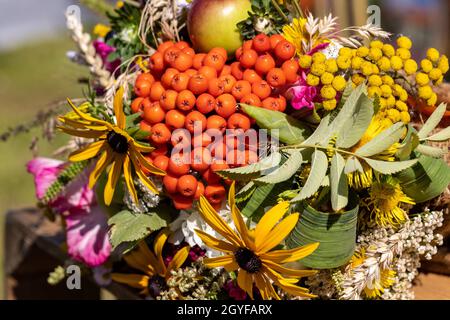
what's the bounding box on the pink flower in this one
[27,157,65,199]
[65,205,111,267]
[223,280,247,300]
[93,40,121,73]
[287,72,318,111]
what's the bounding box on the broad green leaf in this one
[286,200,358,269]
[302,114,331,145]
[125,112,142,128]
[355,122,404,157]
[364,158,418,175]
[291,150,328,202]
[396,125,419,161]
[396,154,450,203]
[241,104,312,145]
[217,152,282,181]
[330,153,349,211]
[418,103,447,139]
[235,181,257,204]
[344,156,364,174]
[108,210,168,249]
[132,129,151,140]
[254,150,303,185]
[426,126,450,142]
[321,175,330,187]
[336,93,374,148]
[416,144,447,158]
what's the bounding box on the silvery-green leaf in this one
[336,93,373,149]
[418,103,447,139]
[344,157,364,174]
[364,158,418,175]
[254,150,303,185]
[426,126,450,142]
[321,175,330,187]
[416,144,447,158]
[396,125,420,161]
[302,114,332,145]
[355,122,404,157]
[330,153,349,211]
[217,152,282,181]
[292,150,328,202]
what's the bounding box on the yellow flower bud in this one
[356,46,369,58]
[321,85,337,100]
[339,47,352,58]
[380,85,392,98]
[323,99,337,111]
[321,72,334,85]
[421,59,434,73]
[427,93,438,106]
[397,36,413,49]
[435,76,444,86]
[370,40,384,49]
[396,48,411,60]
[396,101,408,112]
[399,89,408,102]
[438,55,449,74]
[382,44,395,58]
[361,61,374,76]
[312,52,327,63]
[368,86,382,98]
[377,57,391,72]
[368,75,382,87]
[311,62,326,76]
[427,48,440,62]
[404,59,418,75]
[390,56,403,71]
[429,68,443,81]
[351,56,364,70]
[369,48,383,61]
[400,111,411,123]
[332,76,347,91]
[418,86,433,100]
[415,72,430,86]
[325,59,338,73]
[306,74,320,86]
[387,109,401,122]
[381,75,394,86]
[352,74,366,86]
[337,56,351,70]
[299,55,313,69]
[386,95,396,107]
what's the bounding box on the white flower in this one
[322,41,343,59]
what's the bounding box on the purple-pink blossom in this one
[27,157,65,199]
[93,40,121,74]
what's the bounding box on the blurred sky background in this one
[0,0,449,298]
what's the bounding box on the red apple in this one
[188,0,252,56]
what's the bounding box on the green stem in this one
[292,0,305,19]
[270,0,290,23]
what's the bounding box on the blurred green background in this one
[0,0,449,299]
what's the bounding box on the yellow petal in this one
[58,126,107,139]
[228,181,237,208]
[133,141,155,153]
[114,87,126,129]
[194,229,236,253]
[261,259,317,278]
[123,156,138,204]
[69,140,105,162]
[154,228,170,275]
[231,205,253,249]
[198,196,244,248]
[110,273,149,289]
[254,273,279,300]
[237,270,254,299]
[130,145,165,176]
[166,246,190,277]
[203,255,238,272]
[59,117,110,131]
[124,245,155,275]
[66,98,110,126]
[263,266,316,298]
[261,242,320,264]
[256,213,299,253]
[135,241,164,276]
[89,149,113,189]
[104,154,125,205]
[255,202,290,249]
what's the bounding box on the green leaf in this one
[132,129,151,140]
[426,126,450,142]
[125,112,142,128]
[364,158,418,175]
[416,144,447,158]
[418,103,447,139]
[235,181,257,204]
[336,93,373,148]
[330,153,349,211]
[344,156,364,174]
[355,122,404,157]
[254,150,303,185]
[302,114,331,145]
[108,210,168,249]
[396,125,420,161]
[217,152,282,181]
[395,154,450,203]
[286,199,359,269]
[241,104,312,145]
[291,150,328,202]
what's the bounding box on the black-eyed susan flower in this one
[366,178,415,227]
[282,18,308,56]
[58,87,165,205]
[111,229,190,297]
[195,182,319,300]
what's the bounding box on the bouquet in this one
[28,0,450,300]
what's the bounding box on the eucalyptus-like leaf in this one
[302,114,331,145]
[355,122,404,157]
[330,153,349,211]
[254,150,303,185]
[426,126,450,142]
[344,156,364,174]
[396,125,419,161]
[291,150,328,202]
[418,103,447,139]
[217,152,282,181]
[336,93,373,149]
[364,158,418,175]
[416,144,447,158]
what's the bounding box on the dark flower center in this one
[148,275,168,298]
[107,131,128,154]
[234,248,262,274]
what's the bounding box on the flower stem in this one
[292,0,305,19]
[271,0,290,23]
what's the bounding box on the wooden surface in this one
[414,273,450,300]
